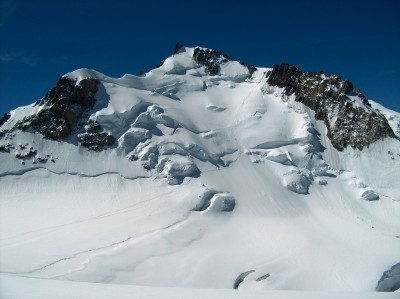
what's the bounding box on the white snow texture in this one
[1,46,399,298]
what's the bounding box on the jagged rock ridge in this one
[10,77,115,150]
[192,47,231,75]
[267,63,396,151]
[0,47,397,155]
[192,47,257,76]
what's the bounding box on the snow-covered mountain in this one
[1,45,400,297]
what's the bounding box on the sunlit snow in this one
[1,47,399,298]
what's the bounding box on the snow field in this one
[1,46,399,296]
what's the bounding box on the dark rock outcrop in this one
[376,262,400,292]
[193,47,228,75]
[77,119,116,151]
[192,47,257,77]
[233,270,255,289]
[0,144,10,153]
[15,77,99,141]
[15,148,37,159]
[256,273,271,281]
[267,63,396,151]
[361,190,380,201]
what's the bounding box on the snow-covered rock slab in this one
[361,190,380,201]
[376,262,400,292]
[283,170,312,194]
[157,155,200,184]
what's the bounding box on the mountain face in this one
[2,48,396,153]
[267,63,396,151]
[1,46,400,293]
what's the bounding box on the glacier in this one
[0,46,399,298]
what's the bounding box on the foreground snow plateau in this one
[1,274,399,299]
[1,46,399,297]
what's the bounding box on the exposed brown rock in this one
[77,119,116,151]
[192,47,257,77]
[62,109,81,126]
[267,63,396,151]
[15,77,99,141]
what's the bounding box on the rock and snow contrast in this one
[1,45,400,298]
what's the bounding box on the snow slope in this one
[1,46,399,297]
[2,274,399,299]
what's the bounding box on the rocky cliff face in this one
[267,63,396,151]
[15,77,97,139]
[192,47,257,76]
[9,77,115,150]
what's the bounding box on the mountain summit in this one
[1,46,397,153]
[1,45,400,294]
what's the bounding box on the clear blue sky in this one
[1,0,399,114]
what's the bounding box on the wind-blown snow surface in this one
[1,47,399,297]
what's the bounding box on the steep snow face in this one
[1,46,400,294]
